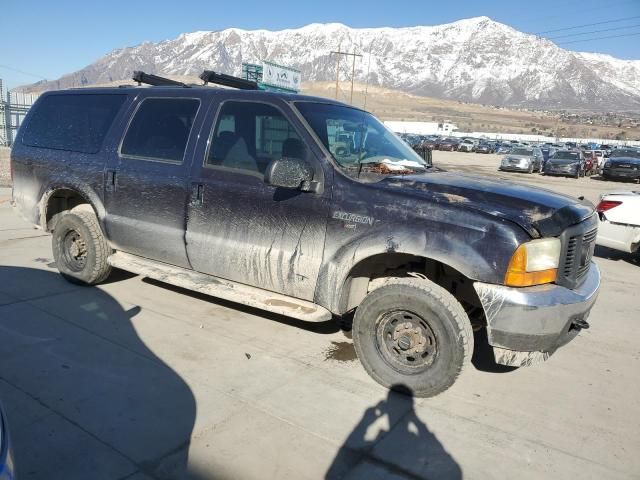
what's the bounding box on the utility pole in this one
[330,47,362,104]
[363,42,373,110]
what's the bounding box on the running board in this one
[107,252,333,322]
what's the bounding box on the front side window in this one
[295,102,428,180]
[206,101,305,175]
[121,98,200,163]
[22,94,126,153]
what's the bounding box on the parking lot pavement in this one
[0,177,639,479]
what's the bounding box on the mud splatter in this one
[441,193,469,203]
[323,341,357,362]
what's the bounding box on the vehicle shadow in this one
[326,385,461,479]
[589,174,638,183]
[593,245,640,266]
[0,266,204,480]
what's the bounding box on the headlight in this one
[505,238,561,287]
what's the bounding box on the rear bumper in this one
[597,219,640,253]
[473,262,600,366]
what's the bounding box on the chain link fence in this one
[0,79,38,146]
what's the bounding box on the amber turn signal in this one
[505,243,558,287]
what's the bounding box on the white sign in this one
[261,62,301,92]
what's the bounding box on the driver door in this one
[185,99,331,300]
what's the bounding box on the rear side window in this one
[22,94,126,154]
[121,98,200,163]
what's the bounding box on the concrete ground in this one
[0,151,639,479]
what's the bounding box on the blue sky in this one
[2,0,639,91]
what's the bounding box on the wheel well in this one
[44,189,92,232]
[342,253,485,328]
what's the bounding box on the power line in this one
[0,64,46,80]
[557,31,640,45]
[535,15,640,34]
[547,23,640,40]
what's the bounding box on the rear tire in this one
[52,205,112,285]
[352,278,473,397]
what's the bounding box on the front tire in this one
[52,205,112,285]
[352,278,473,397]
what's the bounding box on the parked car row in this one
[497,145,640,182]
[398,134,636,160]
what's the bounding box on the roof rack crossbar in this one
[200,70,259,90]
[132,71,190,88]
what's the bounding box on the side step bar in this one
[107,252,333,322]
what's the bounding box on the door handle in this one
[106,170,117,192]
[191,183,204,206]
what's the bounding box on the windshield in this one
[611,149,640,158]
[551,151,580,161]
[511,148,533,156]
[295,102,428,177]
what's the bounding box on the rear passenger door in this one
[185,99,331,300]
[104,95,204,268]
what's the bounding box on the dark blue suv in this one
[10,73,601,396]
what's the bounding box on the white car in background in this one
[596,191,640,253]
[458,139,477,152]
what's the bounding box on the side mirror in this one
[264,157,318,192]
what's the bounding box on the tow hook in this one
[572,318,590,330]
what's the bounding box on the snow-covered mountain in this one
[20,17,640,110]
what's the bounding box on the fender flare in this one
[314,225,511,314]
[38,179,106,231]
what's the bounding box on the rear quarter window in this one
[22,94,127,153]
[120,98,200,163]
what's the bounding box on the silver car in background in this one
[499,146,543,173]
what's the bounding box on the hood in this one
[381,171,594,237]
[548,158,580,165]
[608,156,640,165]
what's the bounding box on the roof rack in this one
[132,71,190,88]
[200,70,259,90]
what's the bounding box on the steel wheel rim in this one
[375,310,438,373]
[62,229,88,272]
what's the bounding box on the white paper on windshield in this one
[381,159,424,169]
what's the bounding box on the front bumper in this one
[545,166,578,176]
[500,165,529,172]
[603,168,640,180]
[473,262,600,366]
